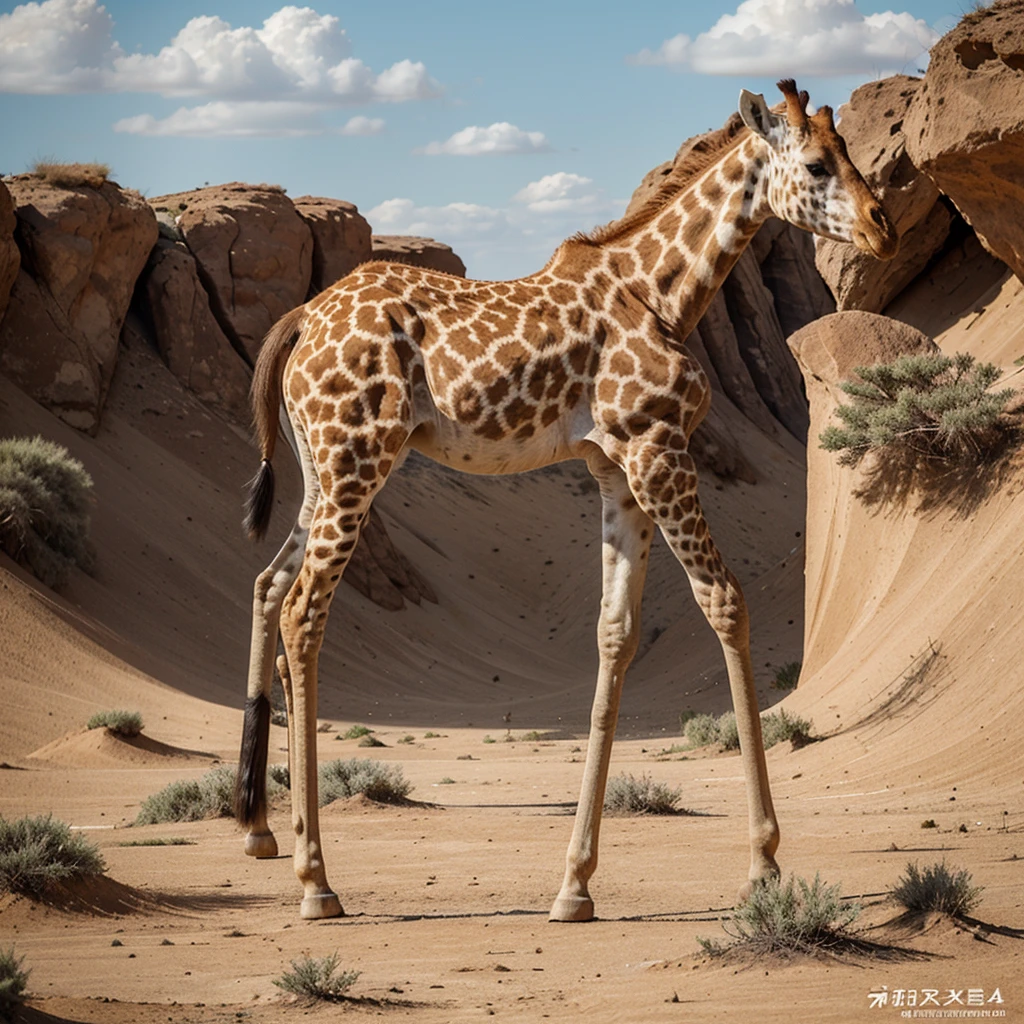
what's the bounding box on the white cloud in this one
[513,172,602,213]
[420,122,550,156]
[0,0,440,134]
[113,100,331,138]
[629,0,938,77]
[340,115,384,136]
[368,173,624,279]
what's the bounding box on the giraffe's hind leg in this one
[622,439,780,897]
[551,446,654,922]
[281,426,409,919]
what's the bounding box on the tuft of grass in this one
[891,861,983,917]
[273,951,359,1002]
[0,815,105,898]
[423,731,441,739]
[0,436,96,589]
[32,160,110,189]
[482,735,496,744]
[760,708,813,748]
[437,777,455,785]
[820,352,1016,466]
[0,946,29,1018]
[267,763,290,790]
[86,709,143,737]
[317,758,412,806]
[920,819,937,829]
[398,735,415,745]
[770,661,801,691]
[341,725,372,740]
[698,873,860,958]
[358,735,385,748]
[135,766,285,824]
[604,772,683,815]
[117,837,194,847]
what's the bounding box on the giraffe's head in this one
[738,79,898,261]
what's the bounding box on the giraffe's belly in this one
[407,401,595,475]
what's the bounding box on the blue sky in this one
[0,0,964,279]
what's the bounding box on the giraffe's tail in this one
[243,305,307,541]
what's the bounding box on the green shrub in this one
[717,711,739,751]
[683,713,720,748]
[770,661,801,690]
[341,725,372,740]
[820,353,1015,466]
[891,861,983,917]
[317,759,412,806]
[0,946,29,1017]
[761,708,813,748]
[604,773,682,814]
[86,710,143,737]
[273,951,359,1001]
[0,815,105,897]
[0,436,95,588]
[135,766,285,824]
[699,873,860,957]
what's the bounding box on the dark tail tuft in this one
[234,693,270,827]
[242,459,275,541]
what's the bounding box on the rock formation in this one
[150,184,314,364]
[0,181,18,325]
[904,0,1024,283]
[294,196,372,294]
[0,175,157,432]
[372,235,467,277]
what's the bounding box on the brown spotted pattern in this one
[242,80,898,920]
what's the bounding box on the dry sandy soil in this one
[2,250,1024,1021]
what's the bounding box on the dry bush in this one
[699,873,861,958]
[891,861,983,917]
[32,160,110,189]
[820,353,1016,466]
[0,946,29,1017]
[86,709,143,737]
[317,759,411,806]
[604,773,683,814]
[0,436,95,589]
[0,815,105,898]
[136,766,285,824]
[273,951,359,1002]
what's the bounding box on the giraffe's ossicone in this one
[234,79,897,921]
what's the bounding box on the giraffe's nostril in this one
[870,206,885,228]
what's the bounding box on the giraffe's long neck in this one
[609,134,773,334]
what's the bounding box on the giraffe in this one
[234,80,897,921]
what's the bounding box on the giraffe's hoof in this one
[300,892,344,920]
[244,831,278,859]
[548,893,595,922]
[736,862,781,904]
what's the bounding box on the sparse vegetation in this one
[683,713,720,749]
[820,353,1016,466]
[317,758,412,806]
[921,819,938,829]
[717,711,739,751]
[770,661,801,691]
[358,734,386,748]
[698,874,861,958]
[135,766,285,824]
[267,763,290,789]
[0,436,96,588]
[0,815,105,898]
[604,773,683,815]
[423,731,441,739]
[437,777,456,785]
[0,946,29,1018]
[398,735,415,744]
[760,708,813,748]
[86,709,143,737]
[341,725,372,740]
[273,951,359,1002]
[891,861,983,917]
[482,735,496,744]
[116,837,194,847]
[31,159,110,189]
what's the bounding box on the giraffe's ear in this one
[738,89,772,139]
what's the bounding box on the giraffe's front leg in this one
[551,450,653,922]
[624,441,780,898]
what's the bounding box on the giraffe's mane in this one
[573,113,750,248]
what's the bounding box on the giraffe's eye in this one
[806,162,829,179]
